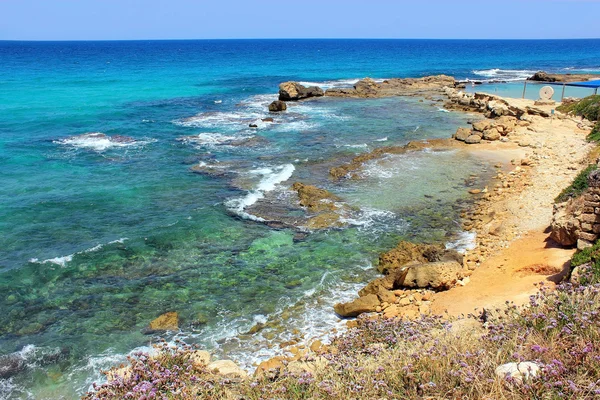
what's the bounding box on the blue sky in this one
[0,0,599,40]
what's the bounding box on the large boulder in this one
[399,261,466,290]
[354,78,380,97]
[334,294,380,317]
[279,82,324,101]
[472,120,491,132]
[465,134,482,144]
[269,100,287,112]
[483,128,501,141]
[550,197,583,247]
[528,71,556,82]
[378,241,462,274]
[454,127,472,142]
[495,362,540,383]
[207,360,247,378]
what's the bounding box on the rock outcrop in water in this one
[278,82,324,101]
[268,100,287,112]
[334,242,467,317]
[290,182,349,229]
[329,138,459,180]
[143,312,179,334]
[528,71,598,83]
[325,75,456,98]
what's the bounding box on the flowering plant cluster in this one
[85,267,600,399]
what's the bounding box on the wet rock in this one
[278,82,324,101]
[262,117,274,122]
[325,75,455,98]
[269,100,287,112]
[528,71,557,82]
[399,260,466,290]
[334,294,380,317]
[143,312,179,334]
[354,78,380,97]
[306,212,343,230]
[291,182,341,212]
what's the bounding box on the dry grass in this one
[85,267,600,400]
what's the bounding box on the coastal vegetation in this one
[555,164,598,203]
[85,269,600,399]
[557,95,600,142]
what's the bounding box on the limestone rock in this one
[334,294,380,317]
[255,357,285,379]
[550,197,583,247]
[472,120,490,132]
[465,134,482,144]
[528,71,556,82]
[494,116,517,134]
[377,288,396,304]
[269,100,287,112]
[354,78,380,97]
[483,128,501,141]
[454,127,472,141]
[279,82,324,101]
[207,360,247,378]
[306,212,343,230]
[378,241,461,275]
[400,261,466,290]
[190,350,211,367]
[291,182,341,212]
[495,362,540,383]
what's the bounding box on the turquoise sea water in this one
[1,39,600,399]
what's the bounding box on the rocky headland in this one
[528,70,599,83]
[89,75,600,399]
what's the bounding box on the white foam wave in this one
[446,230,477,254]
[298,77,386,90]
[375,137,388,142]
[340,208,398,231]
[174,111,265,130]
[471,68,537,82]
[225,164,295,221]
[178,132,250,146]
[30,238,128,268]
[437,107,450,113]
[339,143,368,149]
[55,133,152,152]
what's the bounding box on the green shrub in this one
[554,164,597,202]
[588,121,600,143]
[571,241,600,284]
[557,95,600,121]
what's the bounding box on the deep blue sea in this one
[1,39,599,399]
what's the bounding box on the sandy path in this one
[431,96,593,317]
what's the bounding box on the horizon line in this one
[1,37,600,42]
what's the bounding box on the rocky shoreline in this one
[93,73,596,386]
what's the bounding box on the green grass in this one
[557,95,600,142]
[588,122,600,143]
[555,164,598,203]
[557,95,600,121]
[571,241,600,284]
